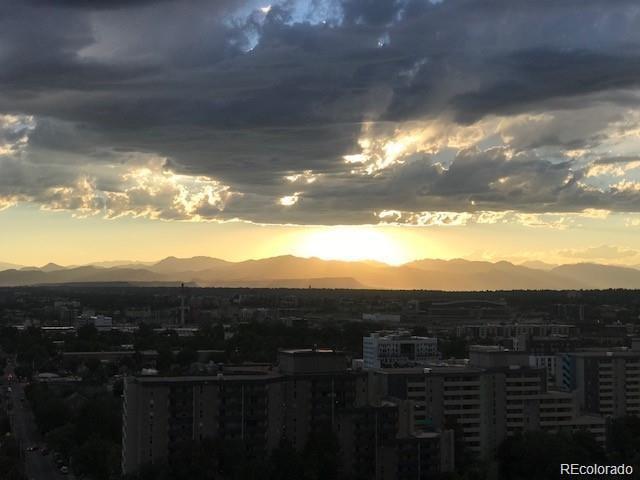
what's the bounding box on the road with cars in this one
[4,359,69,479]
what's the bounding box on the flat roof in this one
[570,350,640,358]
[133,372,283,384]
[376,366,485,375]
[63,350,158,356]
[370,334,437,341]
[279,348,343,355]
[469,346,523,353]
[412,431,441,439]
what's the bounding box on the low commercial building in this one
[62,350,158,364]
[362,313,402,323]
[457,323,577,340]
[427,300,510,324]
[77,314,113,331]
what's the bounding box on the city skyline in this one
[4,2,640,479]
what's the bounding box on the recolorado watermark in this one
[560,464,633,476]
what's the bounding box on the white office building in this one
[77,314,113,332]
[363,331,438,369]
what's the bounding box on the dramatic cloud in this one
[586,157,640,177]
[2,0,640,225]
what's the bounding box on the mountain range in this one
[1,256,640,290]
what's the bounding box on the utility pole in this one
[179,283,186,326]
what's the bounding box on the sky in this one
[1,0,640,267]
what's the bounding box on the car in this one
[26,445,39,452]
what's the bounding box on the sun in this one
[294,227,409,265]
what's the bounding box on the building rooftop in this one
[367,331,437,342]
[376,365,485,375]
[570,349,640,358]
[411,431,442,439]
[279,348,343,355]
[62,350,158,356]
[469,345,510,352]
[133,372,283,384]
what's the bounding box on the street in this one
[4,360,69,479]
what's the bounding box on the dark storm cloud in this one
[2,0,640,224]
[27,0,172,8]
[451,49,640,124]
[214,147,640,225]
[372,150,615,213]
[341,0,406,26]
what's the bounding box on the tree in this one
[13,364,33,381]
[609,416,640,464]
[302,430,341,480]
[46,423,76,460]
[0,436,26,480]
[167,438,221,480]
[268,440,304,480]
[0,413,11,436]
[26,385,70,433]
[439,336,469,359]
[72,436,120,480]
[156,347,174,372]
[175,347,197,367]
[75,394,121,444]
[497,430,605,480]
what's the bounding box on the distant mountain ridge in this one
[150,256,232,274]
[520,260,558,271]
[0,256,639,290]
[0,261,24,271]
[40,262,66,272]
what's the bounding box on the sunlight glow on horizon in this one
[2,205,640,268]
[293,226,413,265]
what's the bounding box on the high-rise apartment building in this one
[565,350,640,417]
[122,348,454,478]
[369,347,606,458]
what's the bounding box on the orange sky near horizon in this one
[1,204,640,268]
